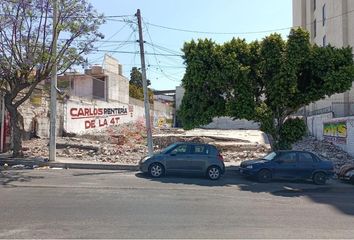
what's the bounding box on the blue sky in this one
[85,0,292,90]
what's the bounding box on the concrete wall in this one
[64,96,174,135]
[323,116,354,156]
[64,97,134,134]
[19,94,63,139]
[293,0,306,27]
[307,112,334,140]
[103,55,129,104]
[175,86,260,129]
[153,101,174,128]
[69,75,94,99]
[175,86,185,110]
[307,112,354,156]
[203,117,260,130]
[129,97,145,108]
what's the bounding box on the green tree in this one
[130,67,151,87]
[178,39,226,129]
[179,28,354,149]
[259,29,354,147]
[129,67,153,103]
[0,0,104,157]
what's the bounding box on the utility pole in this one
[136,9,153,156]
[49,0,58,161]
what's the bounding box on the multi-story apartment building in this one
[293,0,354,117]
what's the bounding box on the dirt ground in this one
[19,123,354,170]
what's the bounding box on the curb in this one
[1,158,238,172]
[0,158,138,171]
[45,162,139,171]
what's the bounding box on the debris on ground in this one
[19,123,271,164]
[13,124,354,168]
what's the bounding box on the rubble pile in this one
[21,125,270,164]
[18,128,354,168]
[23,122,150,164]
[292,136,354,172]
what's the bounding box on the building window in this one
[313,19,317,38]
[92,77,105,100]
[323,35,326,46]
[322,4,326,26]
[313,0,316,10]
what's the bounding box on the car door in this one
[164,144,191,173]
[297,152,317,179]
[188,145,208,172]
[272,152,298,179]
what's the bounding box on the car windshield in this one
[160,143,179,154]
[262,152,277,161]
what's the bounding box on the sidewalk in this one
[1,155,240,171]
[0,155,138,171]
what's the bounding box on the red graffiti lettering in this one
[85,120,96,129]
[70,108,78,116]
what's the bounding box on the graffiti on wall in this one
[64,99,173,134]
[153,112,172,128]
[323,121,347,144]
[69,107,129,129]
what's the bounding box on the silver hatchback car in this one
[139,142,225,180]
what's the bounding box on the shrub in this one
[279,118,306,149]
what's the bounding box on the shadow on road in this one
[0,170,44,187]
[136,166,354,216]
[135,166,247,187]
[72,171,129,177]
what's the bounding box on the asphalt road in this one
[1,168,354,239]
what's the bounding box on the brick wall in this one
[18,95,63,139]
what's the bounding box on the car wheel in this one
[313,172,327,185]
[257,169,272,183]
[207,166,221,180]
[149,163,164,178]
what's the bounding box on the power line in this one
[148,68,181,83]
[145,42,182,55]
[59,39,136,43]
[97,21,130,46]
[144,9,354,35]
[88,25,138,65]
[92,50,182,57]
[145,37,184,83]
[143,20,183,83]
[146,22,291,35]
[144,41,184,66]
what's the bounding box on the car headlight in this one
[246,165,253,169]
[140,156,151,163]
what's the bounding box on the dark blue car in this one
[239,150,334,184]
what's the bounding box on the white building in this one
[293,0,354,117]
[293,0,354,156]
[59,55,129,104]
